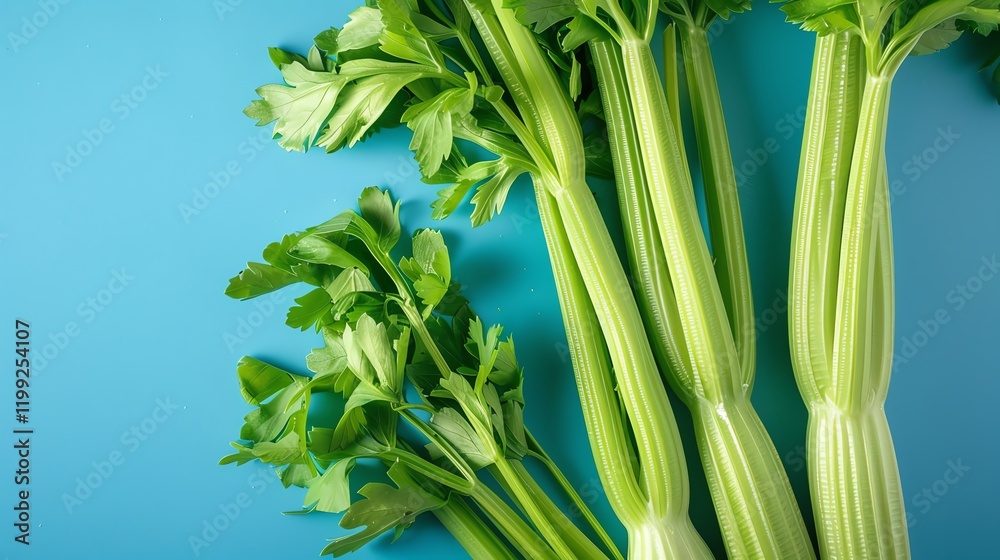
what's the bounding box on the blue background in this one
[1,1,998,559]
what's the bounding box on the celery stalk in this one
[467,3,711,555]
[583,9,814,557]
[789,32,909,559]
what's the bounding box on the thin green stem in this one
[387,455,516,559]
[393,296,454,377]
[490,460,612,560]
[525,431,624,560]
[470,483,559,560]
[382,448,475,494]
[399,409,478,485]
[492,457,582,559]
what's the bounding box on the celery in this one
[519,2,815,556]
[784,1,1000,556]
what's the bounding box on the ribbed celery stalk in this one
[674,22,755,385]
[788,32,910,559]
[582,6,814,556]
[589,38,690,385]
[535,187,712,559]
[464,2,712,555]
[675,20,815,559]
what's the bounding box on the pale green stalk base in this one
[808,406,908,560]
[628,517,713,560]
[690,396,815,559]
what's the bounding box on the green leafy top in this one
[222,188,533,555]
[244,0,614,227]
[500,0,747,44]
[779,0,1000,72]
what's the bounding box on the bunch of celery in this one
[233,0,823,556]
[222,187,619,559]
[783,1,1000,558]
[517,2,816,556]
[244,1,712,556]
[225,0,1000,557]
